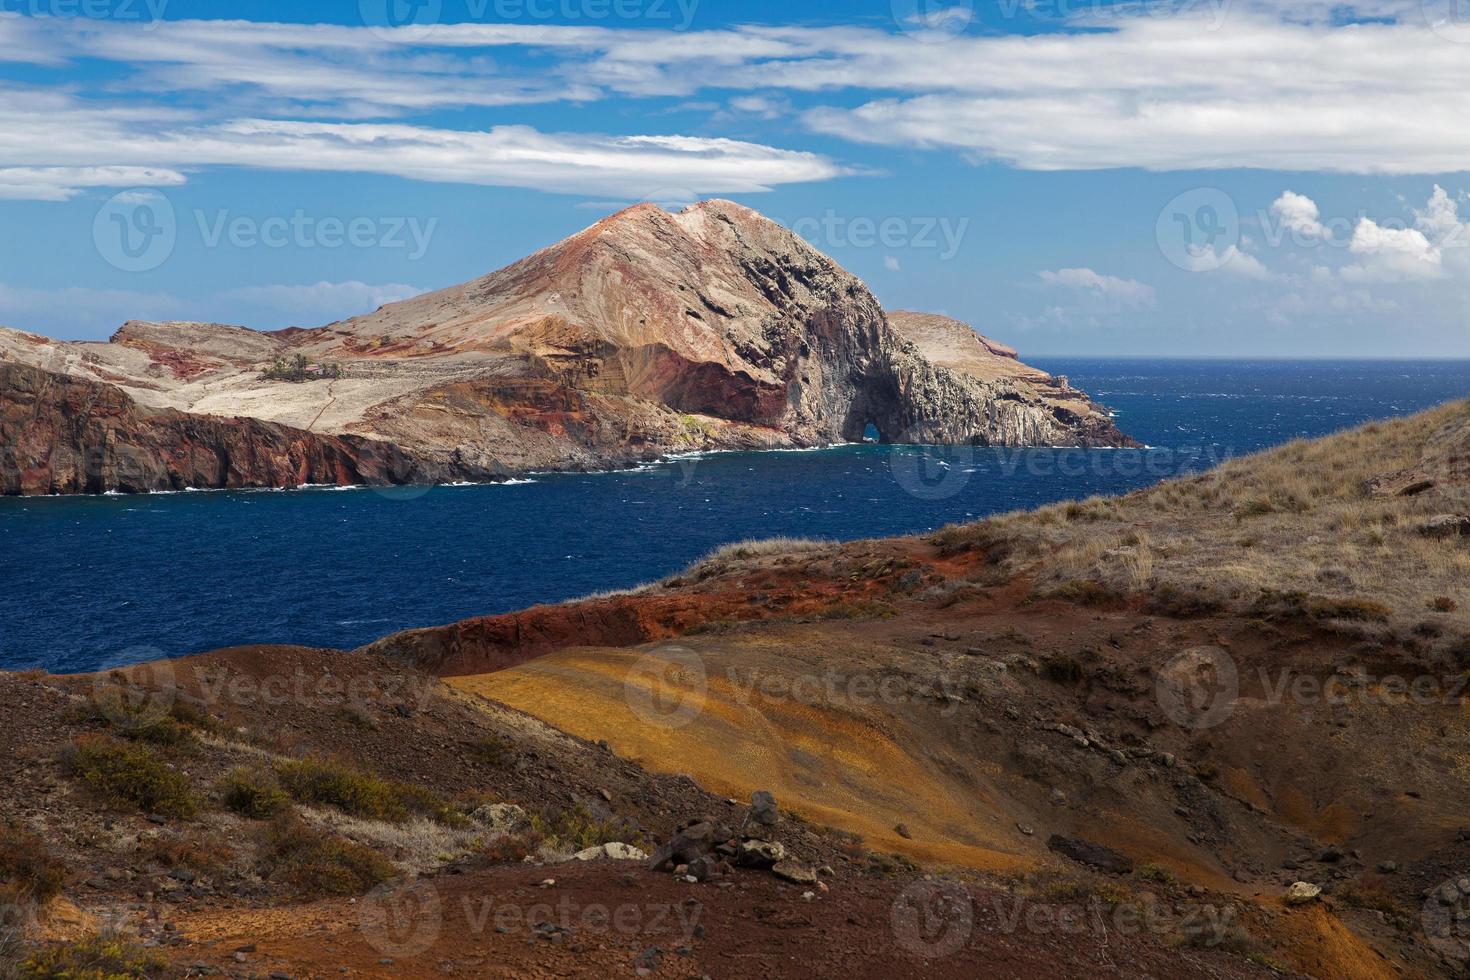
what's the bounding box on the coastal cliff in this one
[0,201,1132,495]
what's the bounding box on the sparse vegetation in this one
[262,353,343,383]
[926,400,1470,634]
[276,756,438,823]
[0,823,66,910]
[255,814,395,898]
[218,766,292,820]
[64,735,197,818]
[528,805,631,852]
[19,934,167,980]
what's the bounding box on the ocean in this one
[3,358,1468,672]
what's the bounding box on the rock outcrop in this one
[0,361,462,494]
[0,200,1131,495]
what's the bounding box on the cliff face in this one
[0,200,1132,495]
[0,362,462,495]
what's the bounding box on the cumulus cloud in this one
[1038,268,1157,309]
[1270,191,1327,239]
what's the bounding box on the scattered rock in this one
[772,861,818,885]
[894,823,913,840]
[470,803,528,834]
[574,843,649,862]
[734,840,786,868]
[1285,881,1322,905]
[1418,515,1470,539]
[748,791,780,827]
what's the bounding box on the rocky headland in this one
[0,200,1130,495]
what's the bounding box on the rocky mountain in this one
[0,200,1131,495]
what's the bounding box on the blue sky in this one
[1,0,1468,356]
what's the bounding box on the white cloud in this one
[1342,218,1444,282]
[1038,267,1157,309]
[883,255,901,272]
[9,12,1470,181]
[0,166,186,201]
[1270,191,1326,239]
[0,88,846,198]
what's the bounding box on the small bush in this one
[464,737,513,768]
[0,824,67,904]
[256,815,395,898]
[528,805,629,852]
[479,831,545,865]
[1134,862,1174,884]
[1041,656,1084,686]
[19,933,167,979]
[137,835,234,876]
[65,736,197,819]
[1310,598,1393,623]
[1336,874,1401,914]
[1044,580,1121,607]
[276,756,437,823]
[1146,585,1225,619]
[1430,596,1458,613]
[219,767,291,820]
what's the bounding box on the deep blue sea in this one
[3,359,1468,672]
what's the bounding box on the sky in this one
[1,0,1468,356]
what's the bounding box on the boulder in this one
[573,843,649,862]
[771,861,818,885]
[1285,881,1322,905]
[748,791,780,827]
[734,840,786,868]
[1418,515,1470,539]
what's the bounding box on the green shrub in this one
[218,767,291,820]
[19,933,167,979]
[65,736,197,819]
[528,805,629,851]
[1134,862,1174,884]
[256,815,394,898]
[276,756,436,823]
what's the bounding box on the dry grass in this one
[935,400,1470,639]
[683,537,833,580]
